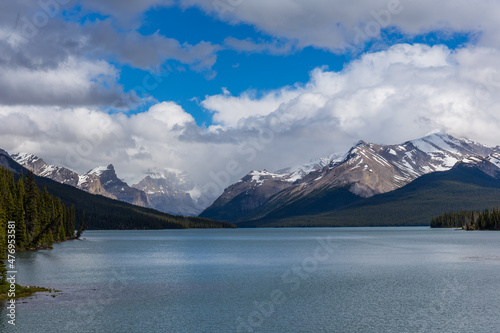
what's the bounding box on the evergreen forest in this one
[431,208,500,230]
[0,167,84,284]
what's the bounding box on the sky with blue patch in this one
[116,6,350,125]
[2,0,500,190]
[113,5,471,126]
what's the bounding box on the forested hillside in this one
[34,172,235,230]
[0,168,81,284]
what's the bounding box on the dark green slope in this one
[200,190,262,222]
[1,154,234,229]
[35,176,235,229]
[241,186,363,222]
[238,164,500,227]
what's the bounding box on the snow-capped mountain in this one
[459,154,500,179]
[201,154,342,220]
[200,133,500,222]
[12,153,116,199]
[75,166,111,197]
[12,153,196,215]
[12,154,148,207]
[132,169,202,216]
[12,152,80,187]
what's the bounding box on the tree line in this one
[431,208,500,230]
[0,166,87,284]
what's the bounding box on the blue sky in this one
[109,5,472,126]
[1,0,500,194]
[117,5,351,125]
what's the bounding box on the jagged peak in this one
[342,140,374,160]
[422,132,461,142]
[12,152,43,165]
[249,170,276,177]
[354,139,369,148]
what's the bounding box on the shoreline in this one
[0,283,59,300]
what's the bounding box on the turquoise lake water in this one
[2,227,500,332]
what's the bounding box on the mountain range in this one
[11,153,202,216]
[7,133,500,227]
[0,149,233,230]
[200,133,500,226]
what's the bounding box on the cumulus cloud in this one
[0,57,135,107]
[202,86,304,127]
[184,0,500,51]
[0,1,221,110]
[199,43,500,167]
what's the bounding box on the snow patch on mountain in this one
[488,153,500,168]
[77,175,88,187]
[87,165,110,177]
[12,152,38,166]
[274,154,342,183]
[462,156,484,164]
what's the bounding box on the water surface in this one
[2,227,500,332]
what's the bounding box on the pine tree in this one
[24,171,39,243]
[14,175,27,248]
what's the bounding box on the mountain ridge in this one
[237,162,500,227]
[11,153,200,215]
[200,133,500,223]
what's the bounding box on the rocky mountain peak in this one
[132,169,201,216]
[12,152,80,187]
[201,133,500,222]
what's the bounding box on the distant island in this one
[431,208,500,230]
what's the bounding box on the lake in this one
[2,227,500,332]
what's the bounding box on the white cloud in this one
[202,86,304,127]
[201,43,500,165]
[0,3,221,94]
[0,57,132,107]
[129,102,195,135]
[184,0,500,51]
